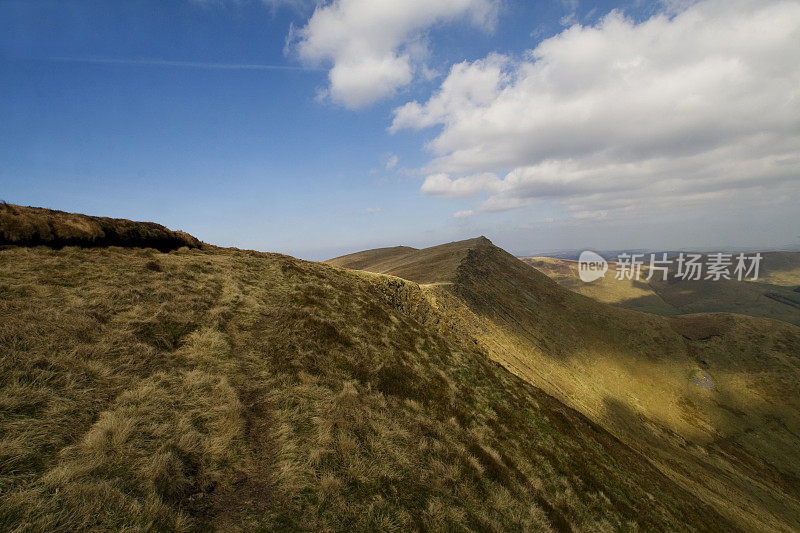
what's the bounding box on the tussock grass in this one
[3,370,244,531]
[0,203,201,251]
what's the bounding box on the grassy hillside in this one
[328,239,488,284]
[0,235,734,530]
[330,239,800,532]
[0,203,201,252]
[326,245,418,272]
[523,253,800,325]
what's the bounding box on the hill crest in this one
[0,203,201,252]
[326,236,502,285]
[327,236,800,531]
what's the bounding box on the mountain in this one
[2,205,798,531]
[328,237,800,532]
[522,253,800,325]
[0,208,735,532]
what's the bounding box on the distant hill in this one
[0,203,201,251]
[328,237,491,284]
[522,252,800,325]
[328,238,800,531]
[326,245,418,272]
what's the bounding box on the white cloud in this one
[453,209,475,218]
[558,0,579,26]
[559,13,578,27]
[385,154,399,170]
[364,207,382,214]
[392,0,800,220]
[290,0,498,108]
[421,172,499,198]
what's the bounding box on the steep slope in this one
[0,241,732,531]
[329,238,800,532]
[523,252,800,325]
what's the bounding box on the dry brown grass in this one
[0,203,201,251]
[327,237,491,284]
[0,240,731,531]
[335,237,800,532]
[327,245,418,272]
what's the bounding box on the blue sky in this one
[2,0,799,259]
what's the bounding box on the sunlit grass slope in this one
[522,253,800,325]
[1,236,731,530]
[330,238,800,532]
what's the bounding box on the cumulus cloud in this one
[392,0,800,219]
[290,0,498,108]
[453,209,475,218]
[385,154,399,170]
[421,172,499,198]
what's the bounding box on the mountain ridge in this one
[329,237,800,531]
